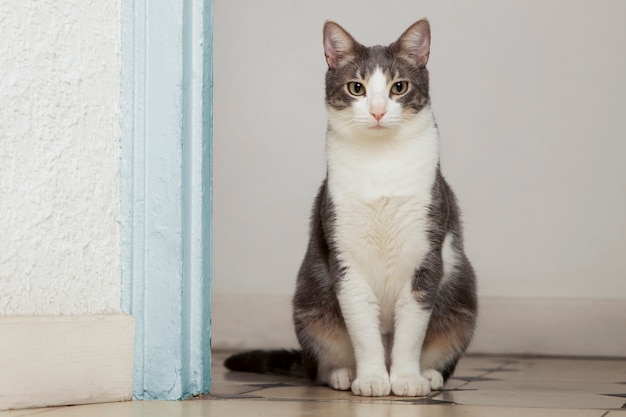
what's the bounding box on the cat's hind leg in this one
[295,311,356,391]
[325,367,355,391]
[315,328,356,391]
[419,306,475,389]
[421,368,445,390]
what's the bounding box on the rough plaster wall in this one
[0,1,121,314]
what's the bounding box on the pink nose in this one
[371,111,386,121]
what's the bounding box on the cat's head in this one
[323,20,431,136]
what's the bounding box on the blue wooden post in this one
[120,0,212,400]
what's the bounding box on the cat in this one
[224,19,477,397]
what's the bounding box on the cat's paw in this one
[351,373,391,397]
[390,374,431,397]
[327,368,355,391]
[422,368,444,390]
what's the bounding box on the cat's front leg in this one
[337,270,390,397]
[389,260,441,397]
[389,291,432,396]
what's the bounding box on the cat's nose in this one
[370,111,386,121]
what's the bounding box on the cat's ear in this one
[396,19,431,68]
[323,21,357,68]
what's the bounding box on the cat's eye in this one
[390,81,409,95]
[347,82,366,96]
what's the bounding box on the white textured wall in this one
[0,1,121,314]
[214,1,626,299]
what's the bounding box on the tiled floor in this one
[2,352,626,416]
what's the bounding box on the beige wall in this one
[213,1,626,353]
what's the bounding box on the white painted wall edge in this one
[212,294,626,357]
[0,314,135,411]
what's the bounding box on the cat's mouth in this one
[369,124,388,131]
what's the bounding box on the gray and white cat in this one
[225,19,477,397]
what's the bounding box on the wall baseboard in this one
[212,294,626,357]
[0,314,135,411]
[470,297,626,357]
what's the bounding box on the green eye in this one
[347,82,366,96]
[391,81,409,95]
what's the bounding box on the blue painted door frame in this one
[120,0,212,399]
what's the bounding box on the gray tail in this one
[223,349,305,377]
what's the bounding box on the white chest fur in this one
[327,107,440,333]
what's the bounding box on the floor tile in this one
[440,377,472,390]
[10,400,609,417]
[0,409,56,417]
[209,352,626,411]
[206,383,265,397]
[434,389,626,410]
[232,384,444,404]
[463,379,626,395]
[212,370,294,386]
[487,357,626,383]
[3,353,624,416]
[453,356,518,374]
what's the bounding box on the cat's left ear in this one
[396,19,431,68]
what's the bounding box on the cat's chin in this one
[365,124,397,136]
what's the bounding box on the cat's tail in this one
[223,349,305,377]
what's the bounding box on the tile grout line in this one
[448,357,519,391]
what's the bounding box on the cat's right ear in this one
[323,21,357,68]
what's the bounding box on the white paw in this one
[351,373,391,397]
[327,368,354,391]
[390,374,431,397]
[422,368,444,390]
